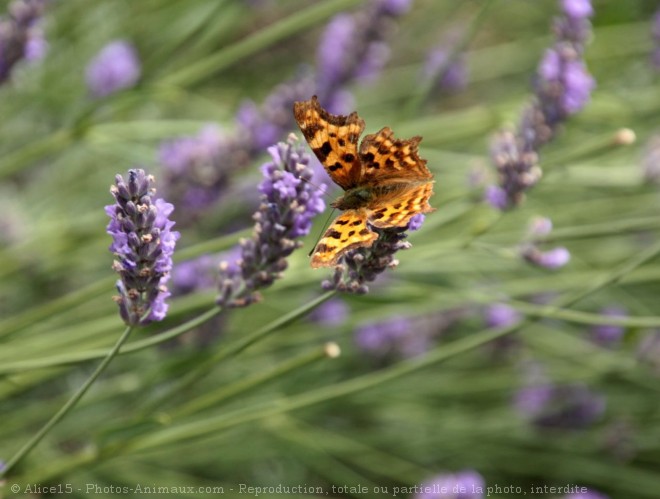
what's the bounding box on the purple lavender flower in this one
[485,303,521,329]
[308,297,349,327]
[488,0,594,209]
[171,255,219,295]
[522,246,571,269]
[314,0,411,112]
[0,0,47,84]
[515,381,605,429]
[355,316,431,359]
[86,40,141,98]
[423,43,468,94]
[414,470,485,499]
[642,134,660,183]
[158,124,237,222]
[321,222,415,294]
[590,306,627,348]
[216,135,326,308]
[564,490,609,499]
[106,169,179,326]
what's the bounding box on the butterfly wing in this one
[310,209,378,268]
[293,96,365,190]
[367,181,435,229]
[358,127,433,184]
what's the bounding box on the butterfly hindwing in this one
[310,209,378,268]
[293,96,365,190]
[367,181,435,229]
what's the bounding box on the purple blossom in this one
[355,316,431,359]
[590,306,627,348]
[314,0,411,110]
[158,125,236,222]
[0,0,47,84]
[171,255,220,295]
[488,0,594,209]
[414,470,485,499]
[484,303,521,329]
[86,40,141,98]
[308,297,349,327]
[106,169,179,326]
[515,382,605,429]
[642,134,660,183]
[522,246,571,269]
[564,491,609,499]
[423,45,468,93]
[216,135,326,308]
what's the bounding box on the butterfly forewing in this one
[293,96,364,190]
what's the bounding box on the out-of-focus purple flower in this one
[314,0,411,110]
[414,470,485,499]
[158,124,237,222]
[561,0,594,20]
[424,46,468,93]
[485,303,521,329]
[488,0,594,209]
[355,310,461,360]
[636,330,660,375]
[0,0,47,84]
[523,246,571,269]
[564,490,609,499]
[105,169,179,326]
[355,316,431,359]
[515,381,605,429]
[528,216,553,238]
[217,135,326,308]
[590,306,627,348]
[642,134,660,183]
[86,40,141,98]
[171,255,220,295]
[309,297,349,327]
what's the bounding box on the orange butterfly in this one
[293,96,435,268]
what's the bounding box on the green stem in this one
[0,324,134,477]
[138,291,337,416]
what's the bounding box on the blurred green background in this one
[1,0,660,497]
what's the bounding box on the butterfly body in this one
[293,96,435,268]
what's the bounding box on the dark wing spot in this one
[351,220,362,226]
[321,141,332,157]
[338,138,346,147]
[348,230,355,236]
[341,238,348,243]
[335,219,349,225]
[370,162,380,169]
[393,203,402,209]
[343,153,355,163]
[385,158,395,168]
[378,144,390,155]
[327,230,342,239]
[329,162,343,172]
[315,243,329,253]
[329,132,337,138]
[372,212,385,220]
[359,228,370,235]
[362,152,375,162]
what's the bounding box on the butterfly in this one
[293,96,435,268]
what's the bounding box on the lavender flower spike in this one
[217,134,326,307]
[86,40,141,98]
[106,169,180,326]
[487,0,594,209]
[0,0,47,84]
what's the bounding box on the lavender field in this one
[1,1,660,498]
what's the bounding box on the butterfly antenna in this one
[309,208,336,256]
